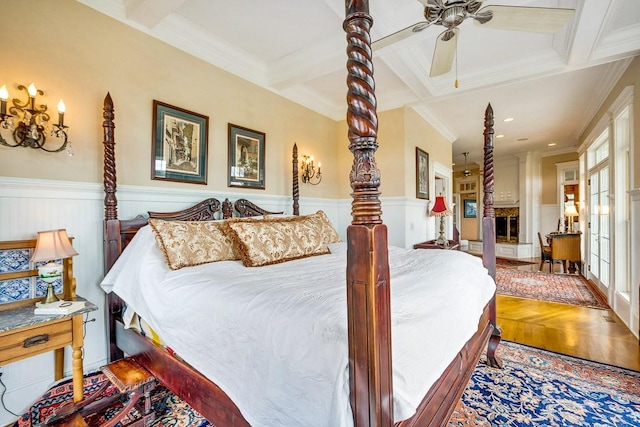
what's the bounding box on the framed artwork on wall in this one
[464,199,477,218]
[151,100,208,184]
[416,147,429,200]
[228,123,265,189]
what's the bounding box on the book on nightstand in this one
[34,300,86,315]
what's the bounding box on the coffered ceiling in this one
[78,0,640,166]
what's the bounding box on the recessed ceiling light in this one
[517,138,528,142]
[496,134,504,138]
[504,118,514,122]
[548,142,556,146]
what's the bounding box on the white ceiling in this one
[78,0,640,167]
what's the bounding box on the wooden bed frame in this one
[102,2,501,425]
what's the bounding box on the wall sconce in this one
[301,154,322,185]
[30,229,78,304]
[0,83,72,155]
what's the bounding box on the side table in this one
[0,297,98,403]
[413,240,460,250]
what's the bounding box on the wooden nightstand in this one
[0,238,97,403]
[0,298,98,402]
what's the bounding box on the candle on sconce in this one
[57,99,66,126]
[318,162,321,173]
[27,83,37,97]
[27,83,37,110]
[0,85,7,116]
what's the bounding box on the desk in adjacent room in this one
[545,232,581,274]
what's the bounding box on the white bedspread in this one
[101,226,495,427]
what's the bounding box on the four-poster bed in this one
[100,2,501,426]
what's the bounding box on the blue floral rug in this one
[449,341,640,426]
[15,342,640,426]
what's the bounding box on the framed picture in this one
[152,100,208,184]
[415,147,429,200]
[464,199,477,218]
[228,123,265,189]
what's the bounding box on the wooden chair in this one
[538,232,552,272]
[550,233,581,274]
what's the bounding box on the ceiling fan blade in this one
[430,28,458,77]
[474,6,575,33]
[416,0,442,8]
[372,21,431,51]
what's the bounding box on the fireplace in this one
[495,207,519,243]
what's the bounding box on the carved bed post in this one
[103,93,120,272]
[293,143,300,216]
[344,1,393,426]
[482,103,503,368]
[102,93,124,362]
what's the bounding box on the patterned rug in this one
[13,372,209,427]
[449,341,640,426]
[16,342,639,426]
[495,257,536,267]
[471,254,536,268]
[496,268,609,309]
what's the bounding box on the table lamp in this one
[431,195,453,247]
[564,203,579,233]
[30,229,78,304]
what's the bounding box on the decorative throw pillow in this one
[310,210,341,243]
[148,219,236,270]
[224,216,329,267]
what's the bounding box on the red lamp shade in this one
[431,196,452,217]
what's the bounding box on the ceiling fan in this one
[373,0,575,79]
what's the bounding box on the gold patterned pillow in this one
[148,219,237,270]
[310,210,341,243]
[224,216,330,267]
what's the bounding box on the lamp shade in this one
[30,229,78,263]
[431,196,452,217]
[564,203,579,217]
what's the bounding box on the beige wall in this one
[377,109,406,197]
[404,107,453,197]
[3,1,452,209]
[2,1,340,199]
[540,152,579,205]
[580,56,640,188]
[335,107,452,199]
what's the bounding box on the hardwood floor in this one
[493,259,640,371]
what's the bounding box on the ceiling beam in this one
[564,0,613,65]
[124,0,187,29]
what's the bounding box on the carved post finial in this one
[344,3,382,226]
[483,103,494,219]
[293,143,300,216]
[103,93,117,221]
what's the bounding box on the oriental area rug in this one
[495,257,536,268]
[495,268,609,309]
[14,342,640,427]
[449,340,640,426]
[471,254,536,268]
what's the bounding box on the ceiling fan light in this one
[462,151,471,177]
